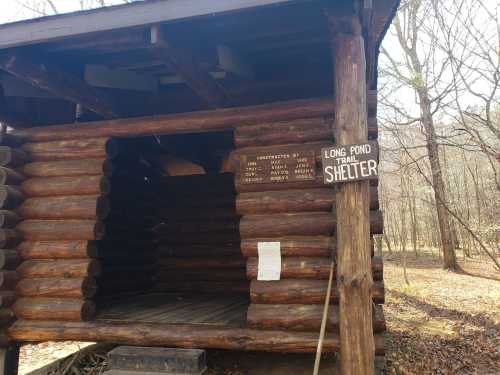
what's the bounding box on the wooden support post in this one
[0,344,19,375]
[332,22,375,375]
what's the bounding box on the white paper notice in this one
[257,242,281,281]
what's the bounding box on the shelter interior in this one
[93,132,248,328]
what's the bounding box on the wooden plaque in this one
[240,149,316,184]
[321,141,379,184]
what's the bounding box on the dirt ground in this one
[18,250,499,375]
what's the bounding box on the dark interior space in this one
[93,132,249,327]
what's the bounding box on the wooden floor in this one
[96,293,249,327]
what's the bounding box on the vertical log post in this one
[332,21,375,375]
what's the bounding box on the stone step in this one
[107,346,206,374]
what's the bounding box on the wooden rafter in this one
[0,52,119,119]
[150,26,230,108]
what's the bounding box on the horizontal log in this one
[21,137,118,161]
[236,173,379,195]
[157,233,240,245]
[0,291,16,308]
[0,270,18,290]
[0,210,21,228]
[97,239,156,252]
[21,175,110,197]
[13,298,95,321]
[18,195,110,220]
[21,158,111,178]
[237,187,378,214]
[247,256,383,280]
[154,281,250,294]
[0,167,25,185]
[0,229,22,248]
[240,211,383,238]
[241,236,334,258]
[17,240,98,259]
[96,279,154,295]
[154,220,239,235]
[0,185,25,209]
[250,280,385,304]
[7,320,385,354]
[234,117,333,148]
[156,245,241,258]
[17,259,101,278]
[99,265,156,280]
[233,117,378,148]
[16,277,97,298]
[0,249,21,270]
[0,146,28,167]
[247,304,386,333]
[12,97,335,142]
[152,173,235,194]
[158,258,246,269]
[16,220,105,240]
[156,268,247,282]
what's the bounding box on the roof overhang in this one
[0,0,298,50]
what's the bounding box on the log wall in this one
[9,138,120,322]
[0,145,25,347]
[152,173,248,294]
[228,108,386,344]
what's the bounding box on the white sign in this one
[257,242,281,281]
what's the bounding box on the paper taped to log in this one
[321,141,378,184]
[257,242,281,281]
[240,148,315,185]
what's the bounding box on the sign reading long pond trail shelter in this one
[321,141,379,184]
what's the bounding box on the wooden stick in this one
[313,261,334,375]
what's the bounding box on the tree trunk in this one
[419,94,458,271]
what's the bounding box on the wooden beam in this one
[150,25,230,108]
[0,51,119,119]
[7,320,386,354]
[331,22,375,375]
[10,97,334,142]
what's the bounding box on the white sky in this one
[0,0,130,24]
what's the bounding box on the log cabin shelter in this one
[0,0,398,372]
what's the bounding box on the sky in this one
[0,0,131,24]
